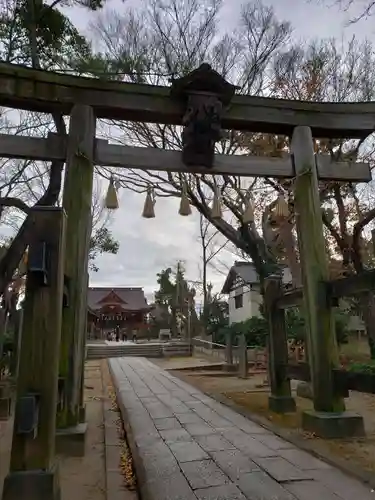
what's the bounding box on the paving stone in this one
[133,388,154,398]
[223,430,276,458]
[285,480,341,500]
[139,396,160,404]
[144,472,197,500]
[236,471,297,500]
[209,450,260,481]
[141,441,180,478]
[204,415,233,428]
[118,393,143,410]
[212,408,268,435]
[278,448,332,470]
[111,357,375,500]
[253,456,313,482]
[171,390,197,402]
[184,423,216,436]
[160,428,194,444]
[310,469,375,500]
[255,433,296,450]
[177,413,205,425]
[185,400,206,410]
[158,394,191,413]
[143,402,174,419]
[194,483,246,500]
[169,441,209,462]
[180,459,230,490]
[195,434,236,452]
[154,417,182,431]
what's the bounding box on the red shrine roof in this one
[88,287,150,312]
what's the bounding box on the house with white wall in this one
[221,262,292,325]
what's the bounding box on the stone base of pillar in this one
[302,410,365,439]
[2,466,60,500]
[268,395,296,414]
[55,422,88,457]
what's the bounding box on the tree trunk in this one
[360,292,375,359]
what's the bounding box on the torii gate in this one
[0,61,372,500]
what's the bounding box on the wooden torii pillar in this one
[291,126,365,438]
[55,105,95,455]
[3,207,66,500]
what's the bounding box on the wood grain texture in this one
[292,126,344,413]
[10,207,66,471]
[0,134,371,181]
[58,105,95,428]
[264,276,293,400]
[0,62,375,137]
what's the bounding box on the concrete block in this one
[268,395,296,414]
[302,410,365,439]
[55,422,88,457]
[2,466,60,500]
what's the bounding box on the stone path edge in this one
[103,361,138,500]
[170,370,375,491]
[107,359,147,500]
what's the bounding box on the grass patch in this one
[223,390,313,431]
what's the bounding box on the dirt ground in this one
[0,360,107,500]
[59,361,106,500]
[156,358,375,477]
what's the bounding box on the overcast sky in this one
[62,0,375,302]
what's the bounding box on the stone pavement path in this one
[109,357,374,500]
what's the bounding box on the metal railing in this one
[191,337,267,368]
[192,337,226,361]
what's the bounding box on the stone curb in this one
[171,370,375,491]
[107,360,146,500]
[102,362,138,500]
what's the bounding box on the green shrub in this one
[216,306,348,348]
[347,361,375,374]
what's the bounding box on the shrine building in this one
[87,287,152,339]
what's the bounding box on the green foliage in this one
[206,297,229,342]
[89,226,119,272]
[153,262,197,335]
[347,361,375,374]
[214,306,349,348]
[285,309,305,342]
[155,267,176,306]
[231,316,269,348]
[0,0,98,69]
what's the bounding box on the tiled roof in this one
[221,261,292,294]
[88,287,149,311]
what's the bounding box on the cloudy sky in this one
[62,0,374,303]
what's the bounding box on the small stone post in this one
[224,331,234,371]
[238,334,248,379]
[2,207,66,500]
[292,126,364,438]
[264,275,296,413]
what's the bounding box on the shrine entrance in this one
[87,287,152,340]
[0,60,374,500]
